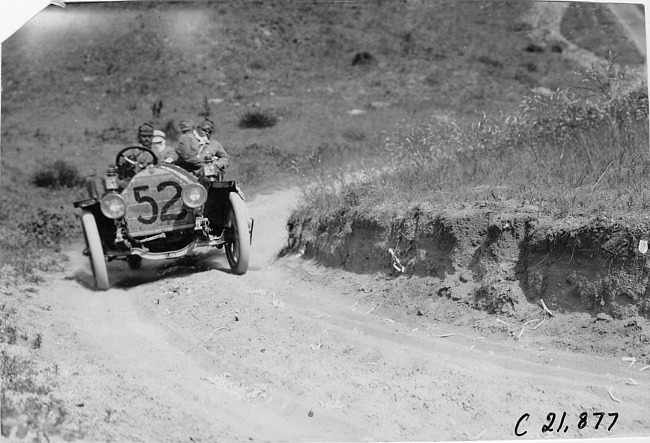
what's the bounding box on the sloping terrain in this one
[1,1,650,441]
[1,1,581,180]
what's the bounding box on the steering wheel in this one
[115,146,159,179]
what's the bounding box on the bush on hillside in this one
[31,160,84,189]
[351,51,375,66]
[238,109,278,129]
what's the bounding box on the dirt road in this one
[13,187,646,441]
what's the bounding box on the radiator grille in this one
[122,166,196,237]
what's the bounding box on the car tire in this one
[225,192,251,275]
[81,210,109,290]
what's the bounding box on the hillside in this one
[2,1,582,181]
[1,2,649,441]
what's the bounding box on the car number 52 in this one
[133,181,187,224]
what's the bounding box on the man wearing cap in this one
[128,124,175,167]
[115,123,155,180]
[174,118,230,173]
[137,122,155,150]
[179,119,194,134]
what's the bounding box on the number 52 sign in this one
[124,173,196,236]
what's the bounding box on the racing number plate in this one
[123,169,196,236]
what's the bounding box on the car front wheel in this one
[81,210,109,290]
[224,192,251,275]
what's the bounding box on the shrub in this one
[351,51,375,66]
[238,109,278,129]
[32,160,84,189]
[0,205,71,286]
[18,208,77,250]
[524,43,544,53]
[0,350,74,440]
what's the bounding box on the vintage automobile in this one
[74,146,253,290]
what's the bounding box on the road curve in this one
[24,186,650,441]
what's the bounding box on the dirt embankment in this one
[286,2,650,323]
[286,202,650,321]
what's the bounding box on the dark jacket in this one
[175,131,230,172]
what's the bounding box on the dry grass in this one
[295,60,649,221]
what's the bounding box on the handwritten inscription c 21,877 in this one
[515,411,619,436]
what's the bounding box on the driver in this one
[121,124,176,171]
[133,123,176,165]
[137,122,155,151]
[174,119,230,173]
[116,123,174,184]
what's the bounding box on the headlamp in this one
[181,183,208,209]
[100,193,126,219]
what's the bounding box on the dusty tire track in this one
[21,187,648,441]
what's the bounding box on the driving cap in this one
[180,119,194,132]
[138,123,154,135]
[152,130,166,139]
[199,119,214,132]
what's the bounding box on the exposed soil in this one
[286,197,650,345]
[3,187,650,441]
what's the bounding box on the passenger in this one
[175,118,230,173]
[151,129,177,164]
[179,119,194,135]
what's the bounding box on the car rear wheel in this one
[81,210,109,290]
[225,192,250,275]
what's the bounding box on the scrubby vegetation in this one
[1,304,77,441]
[295,60,649,220]
[237,109,278,129]
[0,192,76,285]
[32,160,85,189]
